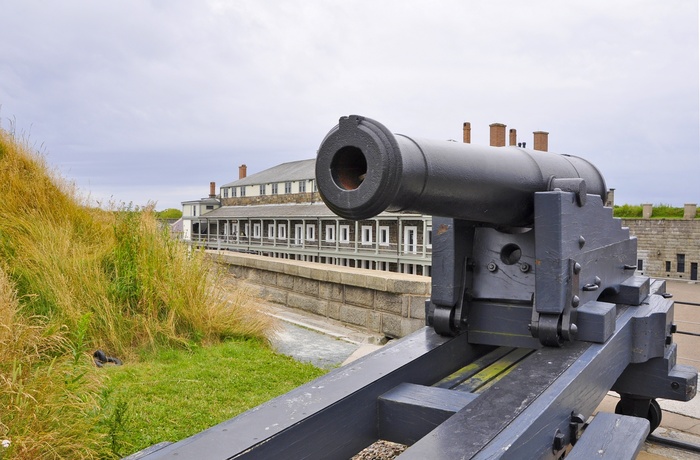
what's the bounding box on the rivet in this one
[573,263,582,274]
[572,296,580,308]
[578,236,586,248]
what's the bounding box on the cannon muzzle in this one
[315,115,606,227]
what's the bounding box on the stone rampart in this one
[624,219,700,281]
[211,251,429,338]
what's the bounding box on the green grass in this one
[613,204,697,219]
[101,339,326,457]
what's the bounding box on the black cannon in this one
[315,114,605,227]
[317,115,640,348]
[138,116,696,459]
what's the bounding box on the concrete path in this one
[265,302,385,369]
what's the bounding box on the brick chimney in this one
[462,122,471,143]
[509,128,517,146]
[239,164,247,179]
[533,131,549,152]
[489,123,506,147]
[209,181,216,198]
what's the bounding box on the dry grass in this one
[0,267,106,459]
[0,124,273,458]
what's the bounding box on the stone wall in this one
[221,192,320,207]
[624,219,700,281]
[212,251,429,338]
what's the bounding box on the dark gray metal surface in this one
[315,115,606,227]
[567,413,649,459]
[378,383,477,445]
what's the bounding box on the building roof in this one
[195,202,336,219]
[182,196,220,205]
[221,159,315,187]
[189,202,426,220]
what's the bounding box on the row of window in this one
[223,223,432,250]
[221,180,316,198]
[664,254,693,273]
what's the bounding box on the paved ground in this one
[265,279,700,458]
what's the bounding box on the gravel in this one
[351,441,407,460]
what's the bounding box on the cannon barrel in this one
[315,115,607,227]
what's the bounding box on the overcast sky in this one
[1,1,698,210]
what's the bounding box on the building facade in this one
[181,122,698,281]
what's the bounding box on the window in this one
[253,223,261,238]
[294,224,304,245]
[361,226,373,245]
[272,183,278,195]
[306,224,315,241]
[299,181,307,193]
[312,180,317,192]
[285,182,292,194]
[192,205,197,217]
[325,225,336,242]
[232,187,237,197]
[637,259,643,271]
[426,227,433,249]
[240,186,246,197]
[223,188,229,198]
[259,184,266,195]
[278,224,287,240]
[268,224,275,239]
[665,261,671,272]
[404,226,418,254]
[677,254,686,273]
[379,226,390,246]
[206,205,213,210]
[231,222,238,236]
[339,225,350,243]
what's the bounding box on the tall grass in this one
[0,125,273,458]
[0,266,106,459]
[0,127,271,356]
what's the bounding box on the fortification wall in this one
[624,219,700,281]
[212,251,429,339]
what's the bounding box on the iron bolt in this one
[553,430,567,453]
[519,262,530,273]
[671,382,680,390]
[487,262,498,272]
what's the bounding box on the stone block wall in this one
[221,192,319,207]
[212,251,429,338]
[624,219,700,281]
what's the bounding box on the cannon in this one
[316,115,639,348]
[138,116,697,459]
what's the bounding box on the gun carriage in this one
[140,115,696,459]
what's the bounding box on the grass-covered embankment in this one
[613,204,698,219]
[0,127,323,459]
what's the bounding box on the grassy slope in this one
[0,127,324,459]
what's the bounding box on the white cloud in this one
[0,0,697,209]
